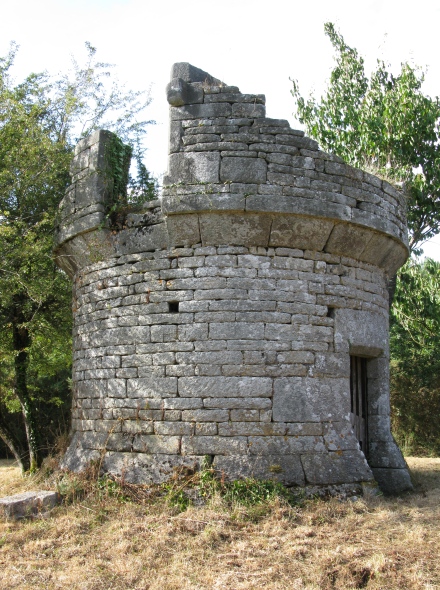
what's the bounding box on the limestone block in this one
[368,414,392,441]
[324,223,375,258]
[220,157,267,183]
[169,120,183,153]
[70,149,89,176]
[209,322,264,340]
[229,410,260,422]
[163,193,245,214]
[246,194,352,222]
[132,434,180,454]
[162,398,203,409]
[116,223,168,255]
[165,152,220,184]
[301,450,374,485]
[358,233,395,266]
[55,212,107,245]
[199,212,272,247]
[248,435,326,455]
[323,421,360,451]
[368,440,408,469]
[203,397,271,409]
[103,452,203,484]
[125,205,163,228]
[107,379,127,398]
[166,77,204,106]
[181,435,247,455]
[371,467,413,494]
[0,491,60,520]
[75,172,110,208]
[205,93,265,104]
[181,409,229,422]
[232,103,265,118]
[272,377,350,422]
[127,377,177,398]
[213,455,305,486]
[183,133,221,146]
[171,62,223,84]
[377,241,409,276]
[73,129,108,156]
[176,350,239,365]
[269,216,334,250]
[170,103,232,120]
[61,435,105,471]
[154,422,193,435]
[313,353,350,378]
[106,433,133,452]
[122,420,154,435]
[333,309,388,355]
[219,421,286,435]
[178,376,272,398]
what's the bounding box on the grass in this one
[0,456,439,589]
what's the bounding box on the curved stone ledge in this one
[56,210,407,278]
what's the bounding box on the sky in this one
[2,0,440,258]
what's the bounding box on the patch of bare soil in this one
[0,457,439,590]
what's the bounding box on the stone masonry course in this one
[54,63,412,495]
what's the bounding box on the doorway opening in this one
[350,355,369,459]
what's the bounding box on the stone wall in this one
[55,63,412,494]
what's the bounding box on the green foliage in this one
[291,22,440,253]
[291,24,440,455]
[390,259,440,454]
[161,466,301,513]
[220,478,295,507]
[0,41,155,470]
[105,134,133,206]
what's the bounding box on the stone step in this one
[0,491,60,520]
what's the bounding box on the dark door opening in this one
[350,356,369,459]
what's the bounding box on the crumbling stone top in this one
[54,63,409,278]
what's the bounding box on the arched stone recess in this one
[54,63,412,495]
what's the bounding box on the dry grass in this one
[0,457,439,589]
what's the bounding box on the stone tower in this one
[54,63,412,494]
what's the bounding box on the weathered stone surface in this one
[167,214,201,246]
[368,440,408,469]
[165,152,220,184]
[333,309,388,355]
[163,193,245,214]
[270,216,334,250]
[199,212,272,247]
[104,452,203,484]
[325,223,374,258]
[170,103,232,121]
[371,468,413,495]
[171,62,223,85]
[166,77,204,106]
[220,157,267,183]
[213,455,305,486]
[178,376,272,398]
[273,377,349,422]
[54,63,411,495]
[0,491,60,520]
[301,450,374,485]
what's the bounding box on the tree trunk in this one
[0,411,30,473]
[12,295,42,471]
[388,273,397,307]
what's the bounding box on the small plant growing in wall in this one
[103,134,158,228]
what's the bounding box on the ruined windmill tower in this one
[55,63,412,494]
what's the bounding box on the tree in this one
[291,22,440,253]
[0,42,156,471]
[390,259,440,454]
[291,24,440,455]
